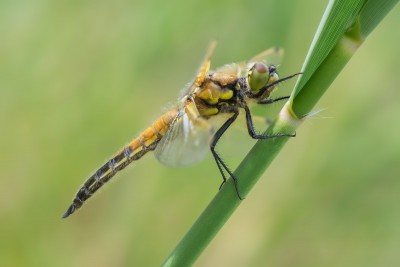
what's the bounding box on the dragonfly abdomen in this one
[62,109,179,218]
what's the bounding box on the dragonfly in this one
[62,42,300,218]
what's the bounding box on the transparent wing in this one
[215,63,241,75]
[216,47,284,77]
[249,46,284,66]
[181,41,217,97]
[154,100,213,167]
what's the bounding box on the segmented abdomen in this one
[62,109,179,218]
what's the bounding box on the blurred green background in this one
[1,0,399,266]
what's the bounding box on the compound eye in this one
[248,62,270,93]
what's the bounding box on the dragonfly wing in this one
[193,41,216,87]
[249,46,284,66]
[215,47,284,77]
[181,41,217,97]
[215,63,242,75]
[154,101,213,167]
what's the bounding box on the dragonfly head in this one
[247,62,279,95]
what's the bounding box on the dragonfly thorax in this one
[189,72,238,117]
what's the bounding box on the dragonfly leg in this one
[258,95,289,104]
[210,110,244,200]
[244,105,296,139]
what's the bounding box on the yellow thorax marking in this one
[197,82,233,105]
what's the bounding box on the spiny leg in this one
[210,110,244,200]
[253,72,302,99]
[258,95,290,104]
[214,155,227,190]
[256,95,290,125]
[243,105,296,139]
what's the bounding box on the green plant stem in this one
[292,34,358,117]
[162,0,399,266]
[162,105,299,267]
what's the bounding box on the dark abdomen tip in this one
[61,204,75,219]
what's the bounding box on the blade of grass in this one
[292,0,365,97]
[162,0,399,266]
[292,0,399,117]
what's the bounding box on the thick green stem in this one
[292,34,360,117]
[162,104,300,267]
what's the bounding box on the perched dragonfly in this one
[62,42,300,218]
